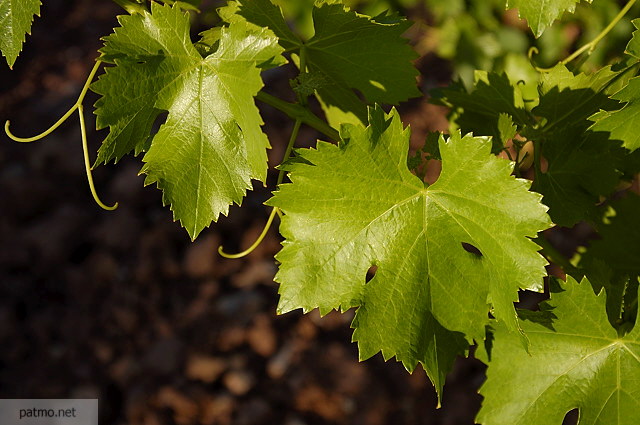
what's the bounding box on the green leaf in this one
[477,276,640,425]
[269,107,551,389]
[160,0,201,12]
[221,0,300,51]
[0,0,41,68]
[506,0,592,38]
[580,259,632,330]
[305,4,420,105]
[590,77,640,152]
[92,3,284,240]
[578,197,640,334]
[497,113,517,146]
[231,0,420,124]
[535,64,619,131]
[624,19,640,60]
[529,65,622,227]
[532,129,619,227]
[437,72,530,152]
[580,195,640,278]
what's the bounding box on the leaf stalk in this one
[277,119,303,186]
[255,91,340,141]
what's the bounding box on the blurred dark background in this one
[0,1,487,424]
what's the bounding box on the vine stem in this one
[564,0,637,63]
[277,119,303,186]
[297,44,309,106]
[5,60,102,143]
[255,91,339,141]
[532,0,637,71]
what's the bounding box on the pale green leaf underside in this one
[269,108,551,390]
[92,3,283,239]
[478,276,640,425]
[0,0,41,68]
[506,0,592,38]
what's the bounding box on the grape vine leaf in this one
[529,65,621,226]
[625,19,640,60]
[587,19,640,152]
[269,107,552,387]
[578,260,636,332]
[506,0,592,38]
[580,195,640,278]
[497,113,517,146]
[220,0,299,51]
[534,64,618,130]
[436,72,529,152]
[532,129,619,227]
[227,0,420,124]
[567,136,640,330]
[590,77,640,152]
[477,276,640,425]
[92,3,284,240]
[0,0,41,68]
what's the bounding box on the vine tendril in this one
[5,60,102,142]
[4,60,118,211]
[78,104,118,211]
[218,206,279,259]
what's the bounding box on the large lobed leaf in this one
[0,0,41,68]
[92,3,283,240]
[478,276,640,425]
[269,107,551,395]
